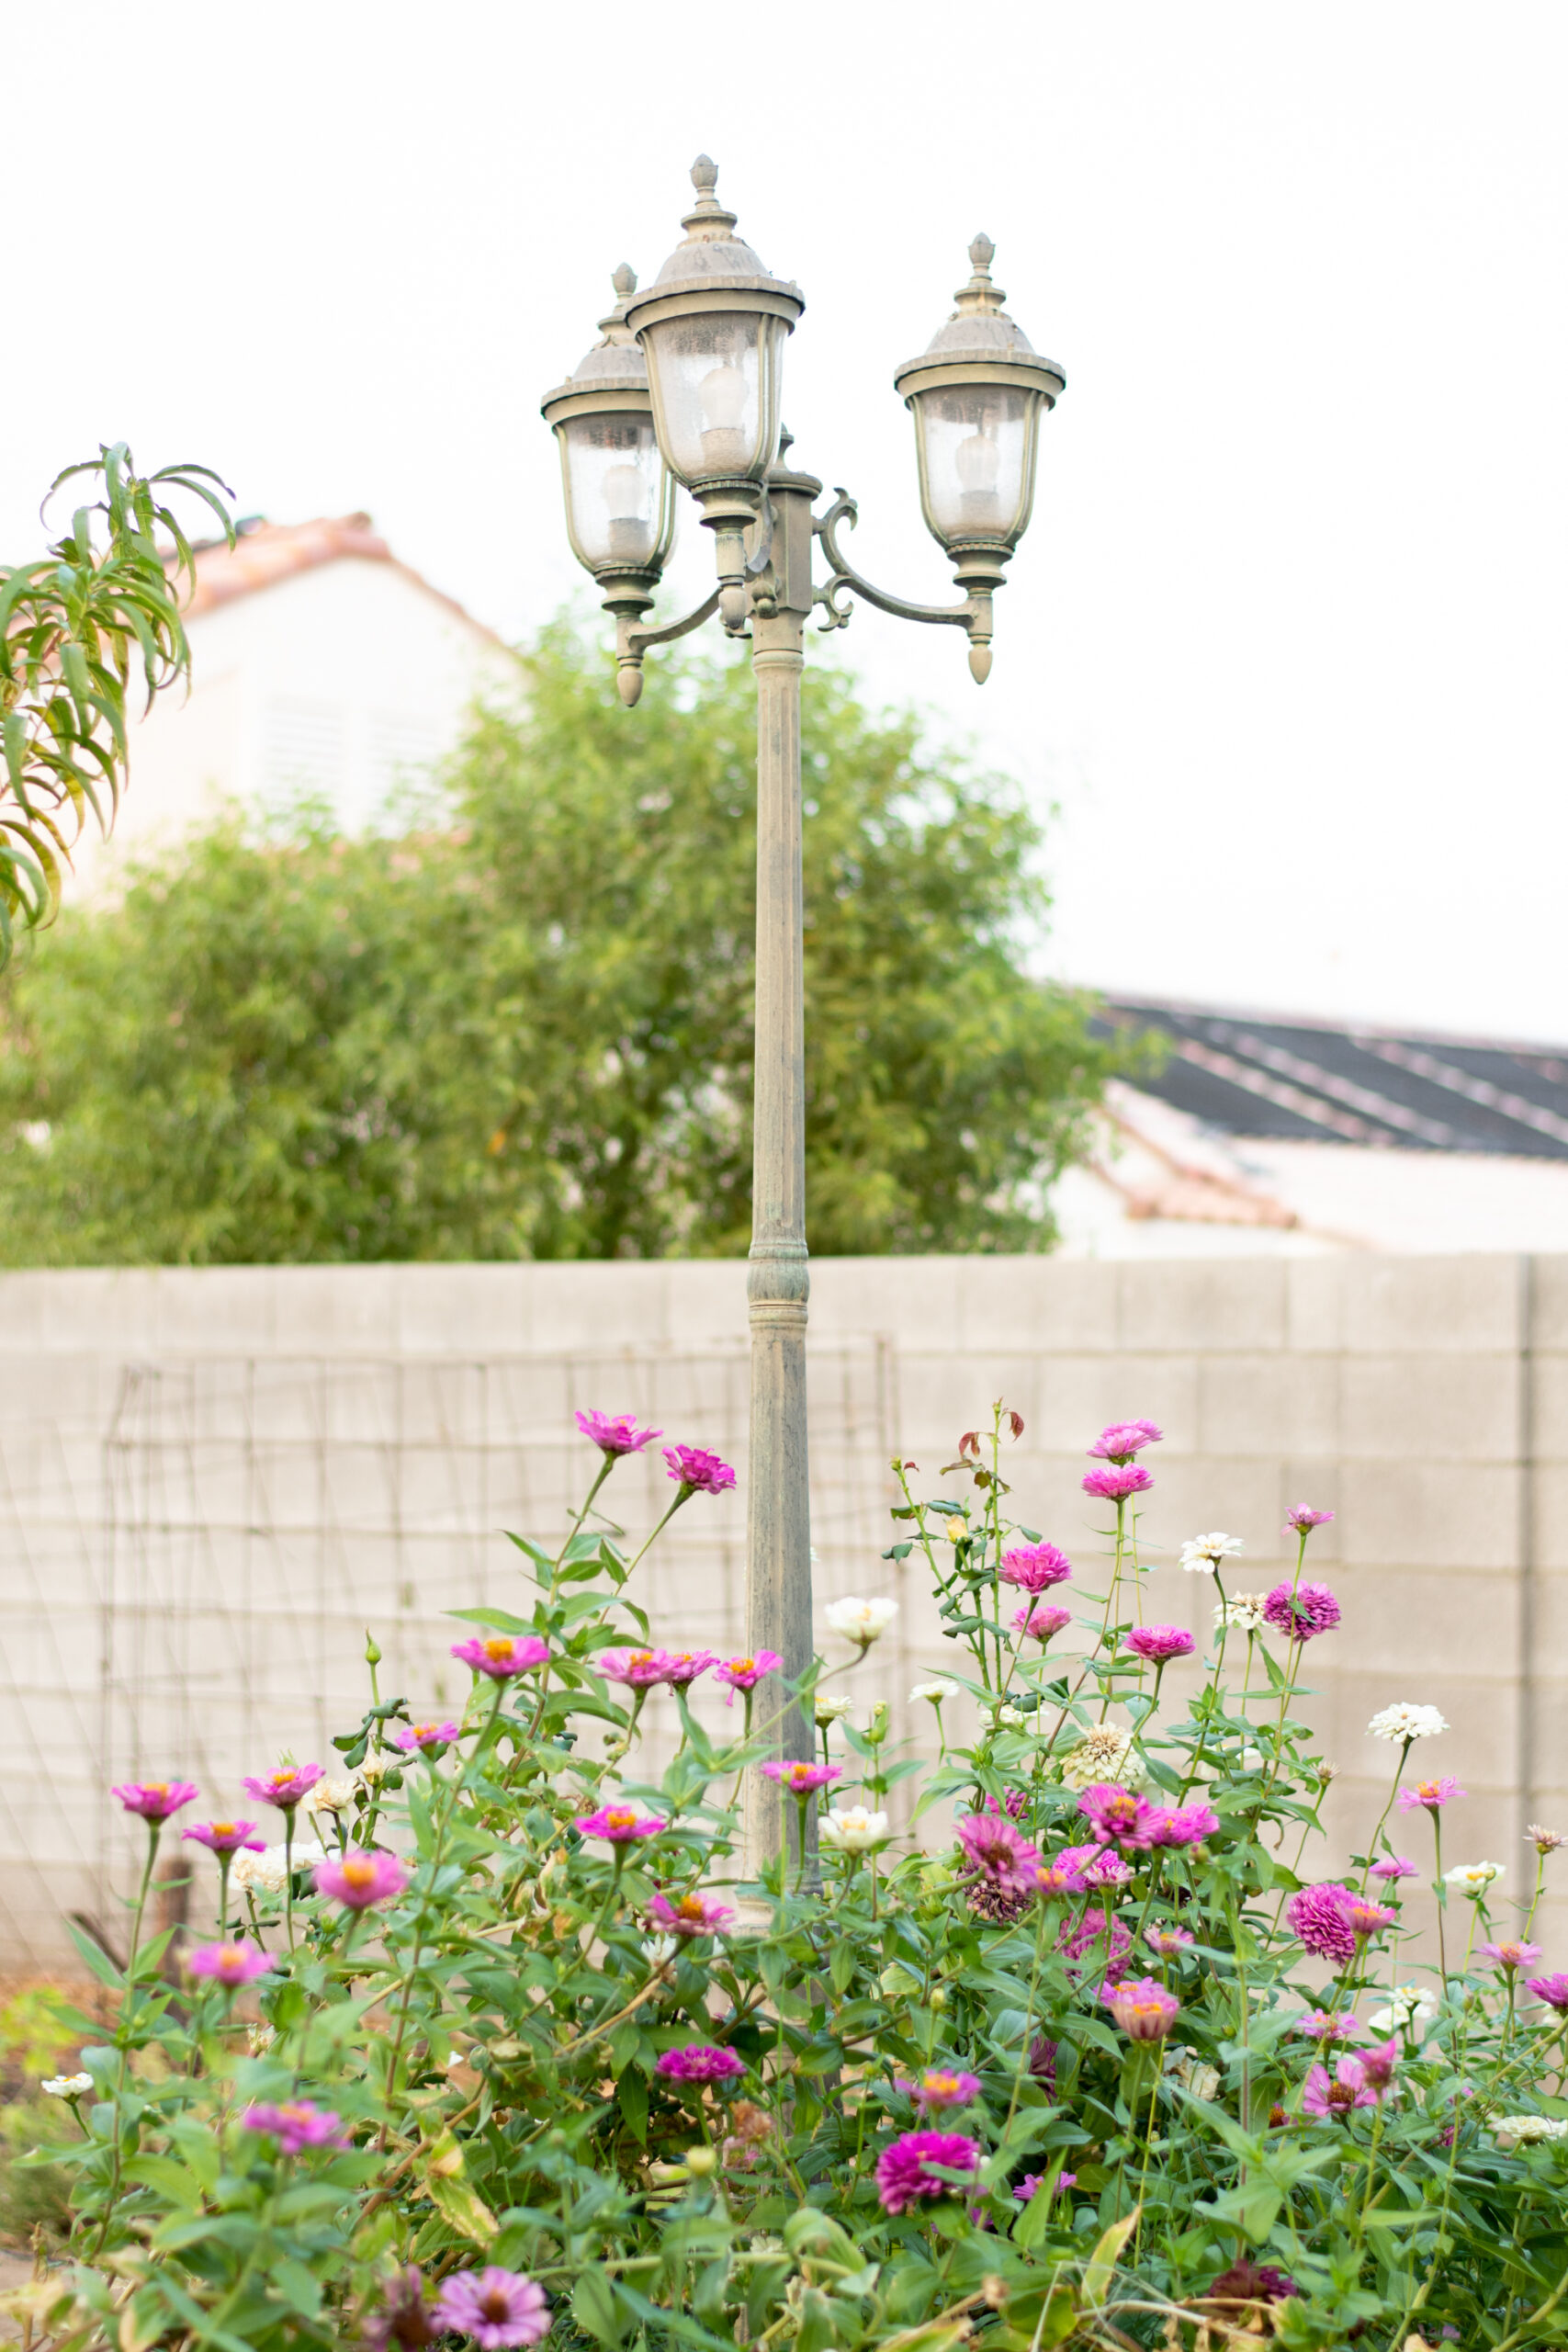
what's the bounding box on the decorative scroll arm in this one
[615,589,722,707]
[811,490,996,681]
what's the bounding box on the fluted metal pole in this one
[745,453,822,1870]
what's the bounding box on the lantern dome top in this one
[894,235,1064,401]
[542,266,649,413]
[640,156,803,309]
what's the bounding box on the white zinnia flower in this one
[823,1596,898,1645]
[41,2072,93,2098]
[1059,1726,1144,1792]
[1495,2114,1568,2147]
[813,1694,854,1726]
[994,1704,1027,1728]
[301,1774,357,1817]
[1367,1702,1450,1744]
[231,1838,328,1896]
[819,1804,890,1852]
[1369,1984,1437,2033]
[1444,1861,1504,1896]
[1214,1593,1268,1633]
[909,1679,956,1705]
[639,1935,680,1967]
[1179,1532,1244,1574]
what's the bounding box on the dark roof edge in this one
[1099,991,1568,1061]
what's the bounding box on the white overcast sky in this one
[6,3,1566,1039]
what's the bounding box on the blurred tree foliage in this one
[0,622,1114,1262]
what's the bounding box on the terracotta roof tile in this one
[174,514,508,648]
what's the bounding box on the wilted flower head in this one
[823,1595,898,1645]
[874,2129,981,2213]
[760,1760,840,1794]
[1179,1532,1243,1574]
[1482,1939,1543,1973]
[1367,1702,1449,1744]
[1525,1973,1568,2015]
[576,1804,664,1844]
[389,1720,461,1758]
[1084,1463,1152,1501]
[663,1444,737,1497]
[1288,1882,1360,1964]
[241,2099,349,2154]
[998,1542,1072,1592]
[185,1942,276,1986]
[1527,1824,1565,1854]
[1060,1726,1143,1791]
[300,1774,358,1818]
[1124,1623,1195,1666]
[576,1410,661,1458]
[713,1651,781,1699]
[432,2267,551,2348]
[314,1849,411,1911]
[1370,1855,1419,1882]
[1397,1776,1466,1813]
[1295,2008,1359,2042]
[655,2044,746,2085]
[450,1634,549,1681]
[1206,2258,1299,2309]
[819,1804,890,1852]
[111,1779,199,1821]
[1215,1592,1269,1633]
[1263,1581,1340,1641]
[1303,2057,1376,2118]
[955,1812,1040,1894]
[720,2099,775,2171]
[182,1819,266,1855]
[909,1679,957,1705]
[1283,1506,1334,1535]
[1444,1861,1504,1896]
[363,2266,440,2350]
[1012,1601,1072,1642]
[1088,1420,1163,1464]
[1145,1924,1196,1958]
[900,2068,981,2111]
[1101,1976,1180,2041]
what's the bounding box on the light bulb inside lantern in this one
[602,462,648,523]
[954,430,1000,496]
[696,358,751,474]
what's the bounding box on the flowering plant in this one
[17,1402,1568,2351]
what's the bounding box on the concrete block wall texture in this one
[0,1253,1561,1980]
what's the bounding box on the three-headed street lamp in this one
[543,158,1063,1857]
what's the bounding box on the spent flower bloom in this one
[655,2044,746,2085]
[1444,1861,1505,1896]
[1526,1824,1565,1854]
[314,1850,411,1910]
[41,2072,94,2098]
[185,1942,276,1986]
[451,1634,549,1681]
[432,2267,551,2349]
[1483,1940,1543,1973]
[1013,1601,1072,1642]
[663,1444,736,1496]
[1302,2057,1376,2118]
[111,1779,199,1821]
[1215,1593,1269,1633]
[1524,1973,1568,2015]
[363,2266,439,2351]
[1288,1882,1360,1964]
[300,1774,358,1819]
[998,1542,1072,1592]
[576,1804,664,1844]
[1283,1506,1334,1535]
[1124,1623,1195,1666]
[182,1819,266,1855]
[389,1720,461,1758]
[645,1892,734,1938]
[575,1410,661,1458]
[1101,1976,1181,2041]
[1397,1776,1467,1813]
[712,1652,781,1697]
[760,1760,840,1794]
[874,2129,981,2214]
[1088,1420,1163,1463]
[241,1765,323,1812]
[1370,1855,1419,1882]
[900,2068,981,2111]
[1083,1463,1152,1501]
[1367,1702,1449,1743]
[819,1804,890,1852]
[1263,1581,1340,1641]
[822,1595,898,1645]
[1179,1532,1243,1574]
[1145,1924,1196,1958]
[241,2100,349,2154]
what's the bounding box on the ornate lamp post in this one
[544,159,1063,1857]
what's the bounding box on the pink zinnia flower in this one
[1346,1897,1396,1943]
[1083,1464,1152,1501]
[1013,1602,1072,1642]
[955,1812,1041,1894]
[1370,1855,1419,1882]
[874,2129,982,2214]
[1295,2009,1359,2042]
[1124,1623,1195,1666]
[1283,1506,1334,1535]
[314,1849,411,1910]
[1145,1924,1196,1958]
[1525,1973,1568,2014]
[576,1804,663,1843]
[1052,1839,1132,1890]
[1013,2170,1076,2201]
[451,1634,549,1680]
[598,1648,674,1688]
[655,2044,746,2084]
[182,1819,265,1855]
[185,1942,276,1986]
[1288,1881,1359,1964]
[761,1760,840,1793]
[1397,1777,1467,1813]
[1301,2058,1375,2119]
[1152,1802,1220,1848]
[1057,1906,1133,1973]
[576,1410,661,1458]
[1077,1782,1162,1852]
[111,1779,199,1821]
[1262,1582,1340,1641]
[432,2267,550,2349]
[900,2068,981,2110]
[711,1651,781,1698]
[663,1445,737,1497]
[1088,1421,1163,1464]
[1034,1850,1090,1897]
[645,1891,734,1938]
[998,1542,1072,1592]
[1483,1939,1543,1973]
[1101,1976,1180,2041]
[660,1650,718,1688]
[241,1765,322,1812]
[389,1720,461,1758]
[241,2099,349,2154]
[1357,2036,1400,2095]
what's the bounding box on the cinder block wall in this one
[0,1255,1560,1973]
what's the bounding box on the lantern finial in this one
[954,235,1005,317]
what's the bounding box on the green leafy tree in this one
[0,623,1113,1263]
[0,444,233,958]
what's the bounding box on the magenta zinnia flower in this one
[451,1634,549,1680]
[1124,1623,1195,1666]
[663,1444,737,1497]
[1483,1939,1543,1973]
[598,1647,675,1688]
[1083,1464,1152,1501]
[1288,1882,1359,1964]
[1145,1924,1196,1958]
[998,1542,1072,1592]
[111,1779,199,1821]
[1013,1602,1072,1642]
[1357,2037,1400,2095]
[575,1804,663,1843]
[1033,1849,1090,1897]
[1346,1897,1396,1943]
[1525,1973,1568,2014]
[760,1760,840,1793]
[1013,2170,1076,2201]
[1262,1582,1340,1641]
[1302,2057,1375,2119]
[390,1720,461,1758]
[240,1765,322,1812]
[982,1788,1031,1821]
[1057,1906,1133,1973]
[1283,1506,1334,1535]
[711,1651,781,1697]
[1294,2008,1359,2042]
[874,2129,982,2214]
[1052,1838,1133,1889]
[185,1941,276,1986]
[1077,1782,1162,1852]
[1370,1855,1419,1882]
[1397,1776,1467,1813]
[314,1849,411,1910]
[645,1891,734,1937]
[575,1409,661,1458]
[955,1812,1041,1894]
[1101,1976,1180,2041]
[241,2099,349,2154]
[1088,1421,1163,1464]
[432,2267,550,2349]
[182,1818,265,1854]
[661,1649,719,1688]
[655,2043,746,2084]
[900,2068,981,2110]
[1152,1802,1219,1848]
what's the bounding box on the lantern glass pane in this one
[561,413,667,570]
[641,310,777,483]
[917,385,1031,544]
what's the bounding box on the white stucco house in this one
[76,513,514,886]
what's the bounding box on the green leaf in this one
[66,1919,123,1989]
[573,2268,627,2346]
[616,2067,648,2143]
[426,2172,499,2244]
[1082,2208,1139,2307]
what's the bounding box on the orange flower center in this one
[730,1657,755,1674]
[675,1897,705,1920]
[606,1810,637,1831]
[926,2073,961,2096]
[211,1822,235,1838]
[482,1639,513,1662]
[216,1945,244,1968]
[342,1858,377,1888]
